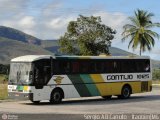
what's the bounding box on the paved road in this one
[0,87,160,120]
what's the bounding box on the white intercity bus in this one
[8,55,152,104]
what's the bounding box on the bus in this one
[8,55,152,104]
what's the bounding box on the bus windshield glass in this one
[9,62,32,85]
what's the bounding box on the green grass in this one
[0,74,8,100]
[0,74,6,83]
[0,84,8,100]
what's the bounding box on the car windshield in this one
[9,62,32,85]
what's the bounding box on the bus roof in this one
[11,55,150,62]
[11,55,52,62]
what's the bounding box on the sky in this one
[0,0,160,60]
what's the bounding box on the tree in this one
[122,9,160,56]
[59,15,116,55]
[0,64,9,74]
[152,69,160,80]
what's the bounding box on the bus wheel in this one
[119,85,131,99]
[102,95,112,99]
[50,89,63,104]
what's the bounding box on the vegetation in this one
[152,69,160,80]
[0,37,53,64]
[0,26,41,45]
[0,65,9,100]
[59,15,116,55]
[0,74,7,81]
[0,74,8,100]
[1,25,160,67]
[0,84,8,100]
[0,64,9,74]
[122,9,160,55]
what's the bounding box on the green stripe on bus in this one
[17,86,23,91]
[68,74,92,97]
[80,74,100,96]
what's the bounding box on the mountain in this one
[109,47,134,56]
[41,40,60,54]
[0,37,54,64]
[0,26,41,45]
[0,25,160,69]
[152,60,160,69]
[41,40,59,47]
[40,40,134,56]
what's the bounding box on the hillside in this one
[109,47,135,56]
[41,40,59,47]
[41,40,134,56]
[152,60,160,69]
[0,26,41,45]
[0,26,160,68]
[41,40,60,54]
[0,37,54,64]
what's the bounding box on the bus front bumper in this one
[8,92,33,101]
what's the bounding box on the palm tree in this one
[122,9,160,56]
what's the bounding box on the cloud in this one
[38,16,77,39]
[0,0,129,40]
[0,0,159,60]
[41,0,63,17]
[94,11,128,42]
[0,0,36,35]
[47,18,68,29]
[0,0,30,14]
[19,16,36,28]
[1,15,36,36]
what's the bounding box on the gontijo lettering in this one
[107,75,133,80]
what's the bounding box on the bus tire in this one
[119,85,131,99]
[102,95,112,99]
[50,89,63,104]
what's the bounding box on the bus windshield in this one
[9,62,32,85]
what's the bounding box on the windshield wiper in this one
[9,79,15,85]
[18,80,25,85]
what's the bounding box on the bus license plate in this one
[15,94,19,96]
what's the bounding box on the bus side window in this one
[144,60,150,72]
[136,60,145,72]
[53,61,60,74]
[72,62,79,73]
[112,60,120,73]
[80,61,88,73]
[34,65,43,85]
[96,61,104,73]
[129,60,136,73]
[105,61,114,73]
[126,60,132,73]
[121,60,126,73]
[34,67,39,83]
[44,66,51,84]
[114,60,121,73]
[62,61,70,74]
[90,62,97,73]
[120,60,129,73]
